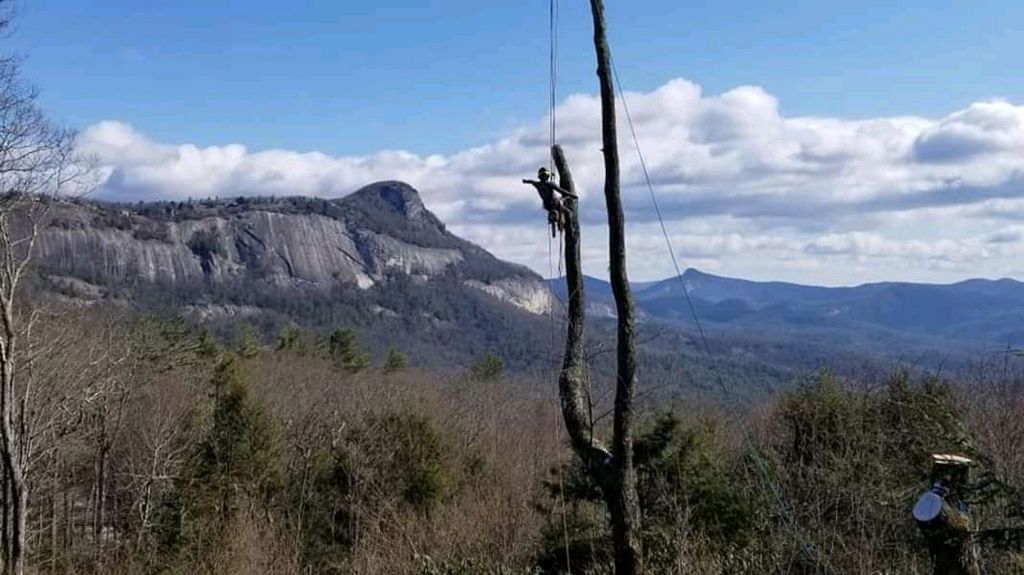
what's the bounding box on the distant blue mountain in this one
[548,269,1024,351]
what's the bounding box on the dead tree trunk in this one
[553,145,604,466]
[555,146,640,573]
[49,457,57,572]
[553,25,644,565]
[587,1,643,572]
[1,469,6,567]
[93,440,107,558]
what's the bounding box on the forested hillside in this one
[28,192,888,391]
[10,308,1024,574]
[553,269,1017,371]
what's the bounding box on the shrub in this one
[275,325,300,351]
[236,324,262,358]
[535,412,756,573]
[384,348,408,372]
[767,370,971,573]
[132,221,171,243]
[470,353,505,381]
[186,228,221,259]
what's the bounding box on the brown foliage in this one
[9,309,1024,574]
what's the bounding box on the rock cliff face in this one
[35,181,556,315]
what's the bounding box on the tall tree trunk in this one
[555,147,639,572]
[63,477,70,562]
[1,465,7,569]
[553,145,606,467]
[7,466,25,575]
[50,459,57,573]
[0,327,25,575]
[93,442,107,560]
[586,1,642,572]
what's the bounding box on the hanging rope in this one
[547,2,572,570]
[548,0,560,173]
[607,52,834,575]
[558,228,564,279]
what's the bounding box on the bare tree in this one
[0,52,87,575]
[548,2,644,573]
[121,370,194,552]
[554,141,641,575]
[19,309,119,568]
[588,1,642,571]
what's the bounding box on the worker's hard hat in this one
[538,167,554,179]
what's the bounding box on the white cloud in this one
[914,101,1024,162]
[76,79,1024,285]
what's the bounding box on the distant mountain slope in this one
[551,268,1022,360]
[33,182,558,369]
[39,181,553,313]
[33,181,1016,379]
[637,268,844,305]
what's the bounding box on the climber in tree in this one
[523,167,577,236]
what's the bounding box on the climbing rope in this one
[557,223,564,279]
[608,52,835,575]
[548,0,560,173]
[547,204,573,575]
[547,2,572,570]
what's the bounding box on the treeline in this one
[19,309,535,574]
[4,307,1023,574]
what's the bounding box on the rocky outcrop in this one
[34,181,554,315]
[464,278,557,315]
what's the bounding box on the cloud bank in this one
[77,79,1024,284]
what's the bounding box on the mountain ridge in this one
[31,181,1017,376]
[30,181,563,370]
[550,268,1024,351]
[38,181,555,314]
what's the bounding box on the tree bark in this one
[63,479,70,561]
[551,4,647,572]
[553,145,610,471]
[93,445,106,559]
[1,466,7,568]
[50,458,57,572]
[0,447,25,575]
[555,144,640,572]
[0,304,25,575]
[586,1,643,573]
[9,474,23,575]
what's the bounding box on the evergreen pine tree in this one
[470,353,505,381]
[276,325,301,352]
[173,354,279,549]
[196,327,220,359]
[328,327,370,373]
[383,348,408,373]
[236,324,261,358]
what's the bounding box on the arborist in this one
[523,167,577,237]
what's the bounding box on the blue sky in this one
[21,1,1024,155]
[18,1,1024,284]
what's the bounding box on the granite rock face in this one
[34,181,556,315]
